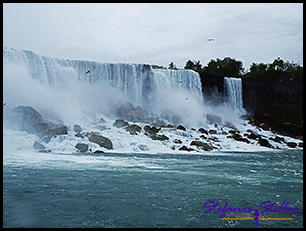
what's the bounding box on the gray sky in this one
[3,3,303,69]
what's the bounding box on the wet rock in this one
[75,132,84,138]
[144,125,160,135]
[174,139,182,144]
[33,141,45,150]
[258,138,272,148]
[112,119,129,128]
[287,142,297,148]
[177,125,186,131]
[89,134,113,149]
[75,143,88,152]
[298,142,303,148]
[125,124,142,135]
[151,134,169,141]
[208,129,217,134]
[247,132,261,140]
[198,128,208,135]
[11,106,43,131]
[93,150,105,154]
[231,133,250,144]
[190,140,214,151]
[269,136,285,143]
[39,125,68,139]
[178,145,195,152]
[74,124,82,133]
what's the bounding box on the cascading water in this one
[3,48,203,124]
[224,77,243,109]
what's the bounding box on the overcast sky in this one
[3,3,303,69]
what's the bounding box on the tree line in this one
[152,57,303,78]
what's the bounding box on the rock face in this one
[75,143,88,152]
[89,134,113,149]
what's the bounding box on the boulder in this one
[258,138,272,148]
[198,128,208,135]
[177,125,186,131]
[112,119,129,128]
[144,125,160,135]
[231,133,250,144]
[75,132,84,138]
[174,139,182,144]
[93,150,105,154]
[206,114,222,125]
[178,145,195,152]
[74,124,82,133]
[247,132,261,140]
[33,141,45,150]
[75,143,88,152]
[39,125,68,139]
[89,134,113,149]
[125,124,142,135]
[287,142,297,148]
[208,129,217,134]
[190,140,214,151]
[11,106,43,131]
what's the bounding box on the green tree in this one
[168,62,177,70]
[203,57,244,76]
[184,60,195,70]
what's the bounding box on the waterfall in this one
[3,48,204,123]
[224,77,243,109]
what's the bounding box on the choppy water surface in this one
[3,150,303,228]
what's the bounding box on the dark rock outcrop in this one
[178,145,195,152]
[75,143,88,152]
[190,140,214,151]
[287,142,297,148]
[177,125,186,131]
[258,138,272,148]
[125,124,142,135]
[89,134,113,149]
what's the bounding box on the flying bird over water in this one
[3,103,6,106]
[185,97,189,100]
[85,70,90,75]
[206,38,214,41]
[178,81,182,83]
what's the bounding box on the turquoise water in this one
[3,150,303,228]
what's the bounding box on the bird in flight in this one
[85,70,90,75]
[3,103,6,106]
[206,38,214,41]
